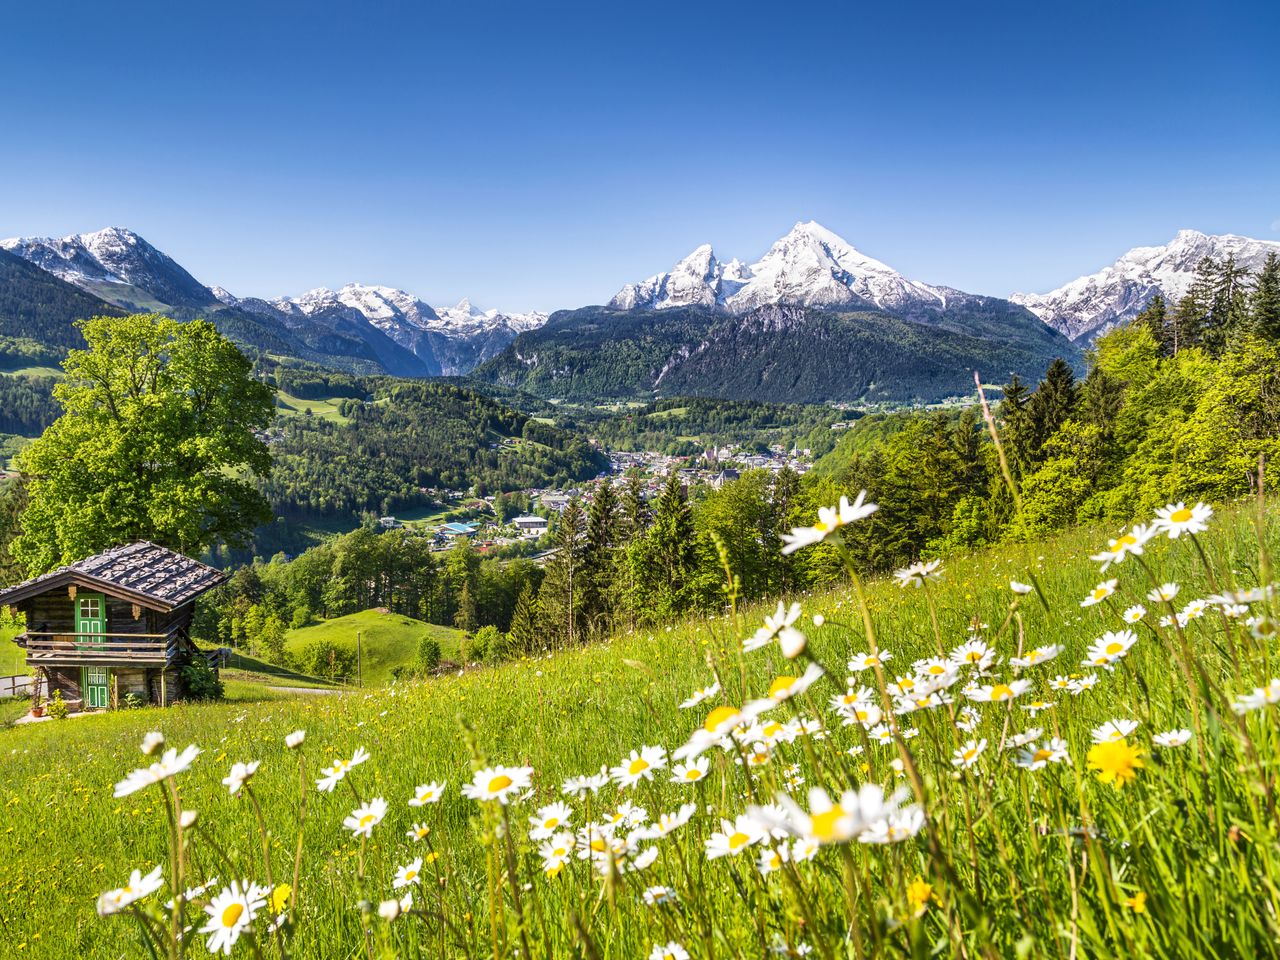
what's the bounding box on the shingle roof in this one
[0,542,226,611]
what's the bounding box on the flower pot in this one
[30,706,44,718]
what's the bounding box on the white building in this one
[512,515,550,537]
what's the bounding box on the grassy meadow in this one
[283,609,465,684]
[1,501,1278,958]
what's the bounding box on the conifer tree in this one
[1026,358,1079,458]
[1081,366,1124,436]
[1133,294,1169,354]
[581,481,620,638]
[1205,254,1253,355]
[1252,252,1280,341]
[538,497,586,647]
[506,580,539,655]
[620,472,649,537]
[635,471,697,621]
[453,581,477,633]
[998,375,1033,470]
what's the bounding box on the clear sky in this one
[2,0,1277,312]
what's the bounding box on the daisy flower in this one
[952,738,987,768]
[285,730,306,749]
[561,769,610,797]
[392,857,423,889]
[1147,582,1180,603]
[1009,645,1062,669]
[758,845,789,875]
[1010,580,1033,594]
[344,797,388,838]
[705,815,766,858]
[1013,738,1070,770]
[894,559,942,589]
[679,681,721,709]
[409,782,445,806]
[649,943,690,960]
[949,640,994,669]
[96,865,164,916]
[1068,674,1099,695]
[859,805,926,844]
[848,651,892,672]
[612,745,668,788]
[140,732,165,756]
[529,801,574,840]
[406,822,431,842]
[1080,579,1119,608]
[671,757,709,784]
[315,747,370,793]
[643,885,678,906]
[1122,604,1146,624]
[114,744,201,798]
[200,881,267,955]
[1153,729,1193,748]
[745,601,807,658]
[539,832,576,876]
[462,765,534,804]
[1091,719,1139,743]
[378,893,412,920]
[964,680,1031,703]
[1021,699,1054,716]
[1232,678,1280,715]
[781,491,877,554]
[1152,501,1212,538]
[767,663,825,702]
[221,761,260,796]
[1006,728,1044,749]
[1090,525,1156,572]
[1084,629,1138,667]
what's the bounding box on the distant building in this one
[378,516,403,529]
[511,515,550,537]
[439,521,479,538]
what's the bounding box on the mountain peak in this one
[1012,229,1280,341]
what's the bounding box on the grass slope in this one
[0,507,1277,958]
[284,609,465,684]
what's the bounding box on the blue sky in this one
[1,0,1276,311]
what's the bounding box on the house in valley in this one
[0,542,225,710]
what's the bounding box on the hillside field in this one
[0,504,1277,958]
[283,609,465,684]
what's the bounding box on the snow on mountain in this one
[268,284,548,375]
[610,221,949,315]
[1012,230,1280,341]
[0,227,216,308]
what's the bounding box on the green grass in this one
[274,390,353,424]
[0,364,62,378]
[0,622,28,676]
[209,648,336,690]
[284,610,465,684]
[1,506,1279,958]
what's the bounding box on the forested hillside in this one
[475,302,1078,403]
[0,248,123,367]
[261,379,607,521]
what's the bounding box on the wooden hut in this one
[0,542,225,709]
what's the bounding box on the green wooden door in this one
[83,666,109,709]
[75,592,105,650]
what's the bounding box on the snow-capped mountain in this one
[611,221,950,316]
[262,284,548,375]
[1012,230,1280,341]
[0,227,217,309]
[2,227,549,376]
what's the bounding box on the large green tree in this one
[13,314,274,573]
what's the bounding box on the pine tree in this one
[635,471,697,620]
[1133,294,1170,355]
[1026,358,1079,458]
[1205,254,1253,354]
[998,375,1033,470]
[620,472,649,538]
[538,497,586,647]
[506,580,539,655]
[1252,252,1280,341]
[1081,366,1124,436]
[453,581,477,633]
[581,481,620,638]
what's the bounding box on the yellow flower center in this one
[1171,508,1193,523]
[769,676,797,698]
[728,831,750,850]
[928,664,946,675]
[1092,587,1108,600]
[810,807,844,842]
[359,814,375,827]
[1033,748,1052,762]
[488,775,513,793]
[704,706,738,732]
[1105,642,1124,655]
[405,870,417,881]
[965,651,982,662]
[963,748,977,761]
[544,817,559,828]
[590,838,606,852]
[628,757,650,775]
[221,903,244,928]
[1116,534,1136,547]
[991,684,1014,700]
[685,768,702,780]
[763,722,782,738]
